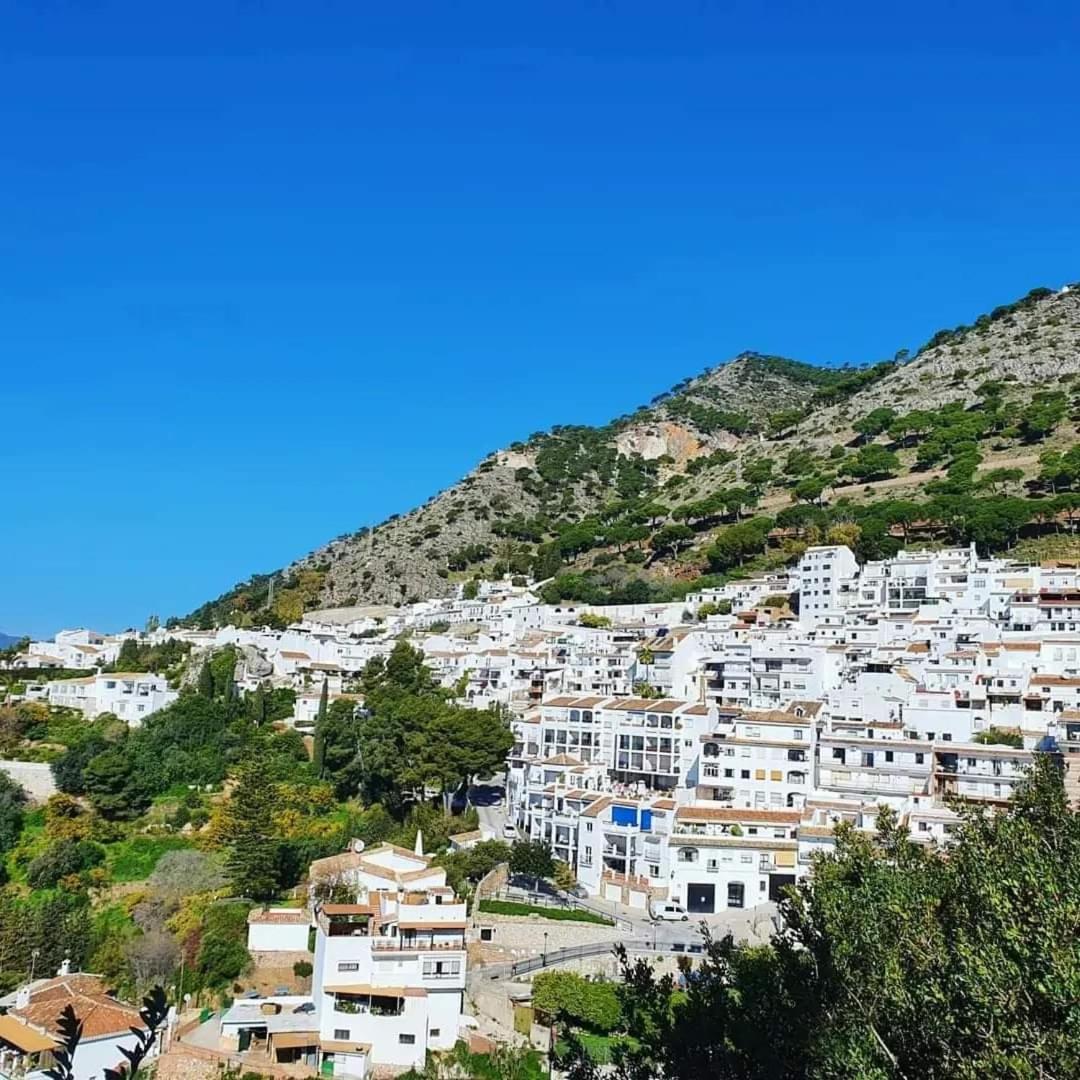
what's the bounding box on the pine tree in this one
[222,762,279,900]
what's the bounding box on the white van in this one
[650,900,689,921]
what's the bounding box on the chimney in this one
[15,986,31,1009]
[57,958,72,977]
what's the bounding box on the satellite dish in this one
[352,839,366,853]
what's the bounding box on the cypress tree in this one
[312,679,329,777]
[250,683,267,725]
[197,660,214,699]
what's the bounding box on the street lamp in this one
[543,931,548,967]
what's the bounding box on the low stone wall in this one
[0,759,57,803]
[471,910,624,965]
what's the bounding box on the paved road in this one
[469,776,511,838]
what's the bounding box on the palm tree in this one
[637,646,655,692]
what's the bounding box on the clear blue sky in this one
[3,2,1079,638]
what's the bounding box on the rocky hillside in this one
[187,283,1080,626]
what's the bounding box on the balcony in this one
[371,936,465,952]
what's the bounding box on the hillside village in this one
[4,532,1080,1076]
[3,284,1080,1078]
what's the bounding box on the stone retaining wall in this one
[471,910,624,964]
[0,759,57,802]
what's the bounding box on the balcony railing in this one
[371,937,465,951]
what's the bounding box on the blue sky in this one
[3,2,1079,638]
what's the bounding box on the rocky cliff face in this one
[188,284,1080,625]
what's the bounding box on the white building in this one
[796,545,859,627]
[668,806,803,913]
[0,972,161,1080]
[46,672,178,724]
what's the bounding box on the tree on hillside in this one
[197,659,214,698]
[221,761,280,900]
[312,679,330,775]
[352,641,512,811]
[706,517,774,571]
[83,748,151,820]
[314,698,362,796]
[561,755,1080,1080]
[852,407,897,444]
[652,524,695,559]
[842,444,900,483]
[767,410,804,438]
[510,839,555,890]
[1020,391,1067,442]
[977,467,1024,496]
[742,459,775,491]
[792,476,827,506]
[0,771,26,854]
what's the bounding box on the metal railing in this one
[491,886,634,932]
[502,938,706,977]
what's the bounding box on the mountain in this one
[0,633,23,650]
[188,283,1080,627]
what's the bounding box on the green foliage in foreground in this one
[533,970,623,1032]
[105,835,193,882]
[562,756,1080,1080]
[477,899,614,926]
[401,1040,546,1080]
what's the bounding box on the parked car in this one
[650,900,689,921]
[502,822,518,840]
[561,883,589,900]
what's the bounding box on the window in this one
[480,928,494,942]
[399,1034,416,1045]
[884,751,894,763]
[334,1029,350,1041]
[430,1029,441,1038]
[337,962,360,972]
[740,769,750,779]
[915,753,925,765]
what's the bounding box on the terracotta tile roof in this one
[14,975,144,1040]
[309,851,363,879]
[604,697,684,713]
[579,796,612,819]
[675,807,801,824]
[248,908,311,925]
